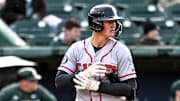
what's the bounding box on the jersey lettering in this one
[77,63,116,72]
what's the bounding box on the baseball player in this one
[55,4,137,101]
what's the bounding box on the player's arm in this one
[98,78,137,100]
[55,43,79,89]
[55,70,75,89]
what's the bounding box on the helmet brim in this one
[98,16,124,21]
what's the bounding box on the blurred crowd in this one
[0,0,180,47]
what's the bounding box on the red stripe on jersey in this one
[84,40,93,100]
[120,73,136,79]
[89,91,92,101]
[84,40,93,62]
[99,93,102,101]
[76,63,81,72]
[59,66,75,73]
[100,41,118,62]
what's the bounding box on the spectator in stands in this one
[50,18,81,46]
[136,20,164,45]
[0,0,5,9]
[1,0,47,25]
[170,79,180,101]
[158,0,180,12]
[0,67,57,101]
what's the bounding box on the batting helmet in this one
[88,4,124,39]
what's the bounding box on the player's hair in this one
[65,18,81,30]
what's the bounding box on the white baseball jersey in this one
[58,37,137,101]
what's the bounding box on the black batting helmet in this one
[88,4,124,39]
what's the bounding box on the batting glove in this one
[78,62,106,78]
[73,74,100,91]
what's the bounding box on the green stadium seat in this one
[46,0,63,5]
[72,4,94,21]
[71,0,104,4]
[11,19,50,35]
[47,4,76,19]
[165,4,180,22]
[56,22,65,33]
[113,0,149,9]
[120,20,141,45]
[123,4,165,23]
[154,19,180,45]
[27,35,53,46]
[71,0,104,10]
[11,19,51,41]
[171,34,180,45]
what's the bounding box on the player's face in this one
[101,20,116,37]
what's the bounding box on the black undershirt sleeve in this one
[97,79,137,100]
[55,70,75,89]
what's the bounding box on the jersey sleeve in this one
[117,44,137,81]
[57,43,79,74]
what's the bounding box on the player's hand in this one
[73,74,100,91]
[78,62,107,78]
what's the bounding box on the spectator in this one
[171,79,180,101]
[0,67,57,101]
[50,18,81,46]
[1,0,47,25]
[0,0,5,9]
[137,20,164,45]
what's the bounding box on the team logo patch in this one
[61,55,68,64]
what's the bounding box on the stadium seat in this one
[27,35,53,46]
[71,0,104,4]
[171,34,180,45]
[123,4,165,23]
[11,19,51,41]
[56,22,65,34]
[47,4,76,19]
[73,4,94,20]
[165,4,180,22]
[71,6,92,28]
[113,0,149,9]
[154,19,180,45]
[46,0,63,5]
[71,0,104,10]
[120,20,141,45]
